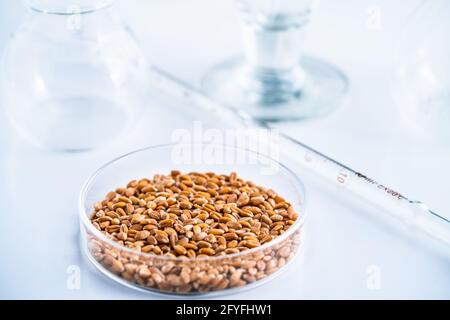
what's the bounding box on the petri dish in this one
[79,143,306,296]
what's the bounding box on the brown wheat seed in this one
[88,171,302,293]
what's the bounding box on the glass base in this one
[201,55,349,122]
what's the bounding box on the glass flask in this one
[393,0,450,142]
[201,0,348,122]
[1,0,149,151]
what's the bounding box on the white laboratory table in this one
[0,0,449,299]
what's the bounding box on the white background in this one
[0,0,449,299]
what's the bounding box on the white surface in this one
[0,0,449,299]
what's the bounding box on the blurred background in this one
[2,0,448,215]
[0,0,449,299]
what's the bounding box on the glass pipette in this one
[148,66,450,249]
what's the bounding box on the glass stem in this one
[240,18,308,105]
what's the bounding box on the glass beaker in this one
[201,0,349,122]
[1,0,149,151]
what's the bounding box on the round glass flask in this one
[1,0,149,151]
[393,0,450,142]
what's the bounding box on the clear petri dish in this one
[79,143,306,296]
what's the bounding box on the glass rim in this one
[24,0,114,15]
[78,142,307,263]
